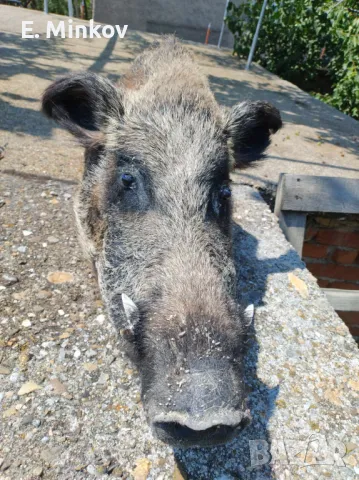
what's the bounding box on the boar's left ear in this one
[224,101,282,168]
[42,72,123,147]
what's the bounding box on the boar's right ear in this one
[42,72,123,147]
[225,101,282,168]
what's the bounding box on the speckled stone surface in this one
[178,184,359,479]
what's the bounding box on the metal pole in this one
[205,23,211,44]
[68,0,74,17]
[245,0,268,70]
[217,0,230,48]
[44,0,48,14]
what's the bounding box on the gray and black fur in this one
[42,37,282,448]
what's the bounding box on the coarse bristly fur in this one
[42,36,282,448]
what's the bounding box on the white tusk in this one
[243,304,254,326]
[121,293,139,327]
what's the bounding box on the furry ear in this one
[225,101,282,168]
[42,72,123,147]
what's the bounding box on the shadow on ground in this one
[0,33,68,80]
[0,96,53,138]
[0,31,152,138]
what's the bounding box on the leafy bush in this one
[23,0,92,20]
[321,4,359,118]
[226,0,359,119]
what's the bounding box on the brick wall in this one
[336,311,359,337]
[303,214,359,290]
[302,214,359,337]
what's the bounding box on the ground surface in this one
[1,6,359,480]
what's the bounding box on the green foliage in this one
[321,5,359,118]
[226,0,359,119]
[24,0,92,20]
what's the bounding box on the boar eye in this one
[121,173,135,187]
[219,186,231,200]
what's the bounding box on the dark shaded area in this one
[2,92,37,102]
[2,169,78,185]
[88,34,118,73]
[0,96,53,137]
[118,31,152,57]
[0,32,72,138]
[0,33,68,81]
[0,31,152,139]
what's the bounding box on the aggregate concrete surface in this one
[1,6,359,480]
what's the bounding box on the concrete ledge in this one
[177,185,359,479]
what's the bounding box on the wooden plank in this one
[277,175,359,214]
[277,211,307,256]
[323,289,359,312]
[275,175,307,256]
[274,172,286,218]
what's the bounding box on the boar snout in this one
[146,360,251,448]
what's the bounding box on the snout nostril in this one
[155,421,233,442]
[154,420,245,447]
[152,409,251,447]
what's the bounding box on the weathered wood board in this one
[276,174,359,214]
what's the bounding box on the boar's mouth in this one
[151,409,251,448]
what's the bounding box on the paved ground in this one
[1,6,359,480]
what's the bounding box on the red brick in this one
[348,325,359,336]
[336,311,359,336]
[302,243,328,259]
[304,227,319,242]
[328,281,359,290]
[317,279,330,288]
[316,230,359,248]
[306,263,359,281]
[332,248,358,265]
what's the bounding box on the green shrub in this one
[23,0,92,20]
[321,4,359,118]
[226,0,359,119]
